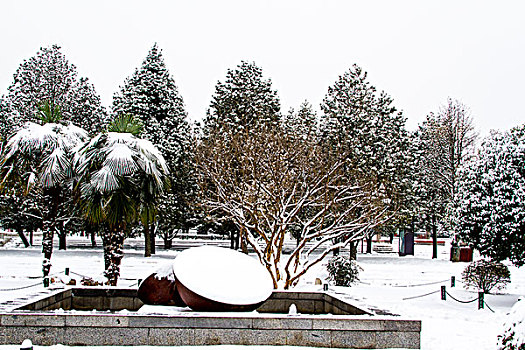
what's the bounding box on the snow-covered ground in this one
[0,233,523,350]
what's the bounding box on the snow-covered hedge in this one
[498,297,525,350]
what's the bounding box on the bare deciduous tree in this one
[196,125,390,289]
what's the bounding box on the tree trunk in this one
[432,213,438,259]
[144,221,152,257]
[150,222,156,255]
[366,235,372,254]
[58,221,66,251]
[16,227,30,248]
[102,231,111,270]
[240,228,249,254]
[90,229,97,247]
[230,231,236,249]
[41,187,60,277]
[30,230,33,246]
[349,241,357,260]
[58,233,67,251]
[234,231,240,250]
[163,234,173,249]
[103,229,125,286]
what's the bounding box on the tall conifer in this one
[112,44,194,255]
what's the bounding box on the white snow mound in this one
[173,246,274,305]
[498,297,525,350]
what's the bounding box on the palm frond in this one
[91,167,121,192]
[135,138,169,174]
[102,142,138,176]
[108,114,143,136]
[26,172,37,194]
[36,100,62,124]
[41,147,70,187]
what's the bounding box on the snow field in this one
[1,235,523,350]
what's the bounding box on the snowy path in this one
[0,235,523,349]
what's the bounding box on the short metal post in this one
[451,276,455,288]
[43,277,49,288]
[323,283,328,291]
[441,286,446,300]
[65,268,69,276]
[478,292,484,309]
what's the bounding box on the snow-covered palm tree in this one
[74,114,169,285]
[0,101,88,277]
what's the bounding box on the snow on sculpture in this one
[173,246,274,312]
[138,246,274,312]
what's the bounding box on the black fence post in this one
[43,277,49,288]
[478,292,484,309]
[441,286,446,300]
[451,276,455,288]
[65,268,70,276]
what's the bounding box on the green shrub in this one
[462,259,511,293]
[327,256,361,287]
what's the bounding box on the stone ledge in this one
[0,313,421,349]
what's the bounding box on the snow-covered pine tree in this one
[0,96,15,145]
[283,100,318,141]
[197,61,282,247]
[456,124,525,266]
[203,61,281,137]
[320,64,413,254]
[416,99,477,258]
[112,43,194,255]
[4,45,107,135]
[283,100,319,245]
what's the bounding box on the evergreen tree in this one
[456,125,525,266]
[320,64,413,254]
[283,100,318,141]
[283,100,319,245]
[415,99,477,258]
[0,97,15,145]
[203,61,281,136]
[112,43,194,255]
[199,61,282,248]
[3,45,107,135]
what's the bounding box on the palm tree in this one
[74,114,169,285]
[0,101,88,276]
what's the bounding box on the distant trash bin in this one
[459,247,473,262]
[398,228,414,256]
[450,246,472,262]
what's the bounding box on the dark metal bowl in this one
[176,279,265,312]
[138,272,186,307]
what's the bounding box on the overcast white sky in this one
[1,0,524,135]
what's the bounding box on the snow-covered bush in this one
[462,259,510,293]
[327,256,361,286]
[498,297,525,350]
